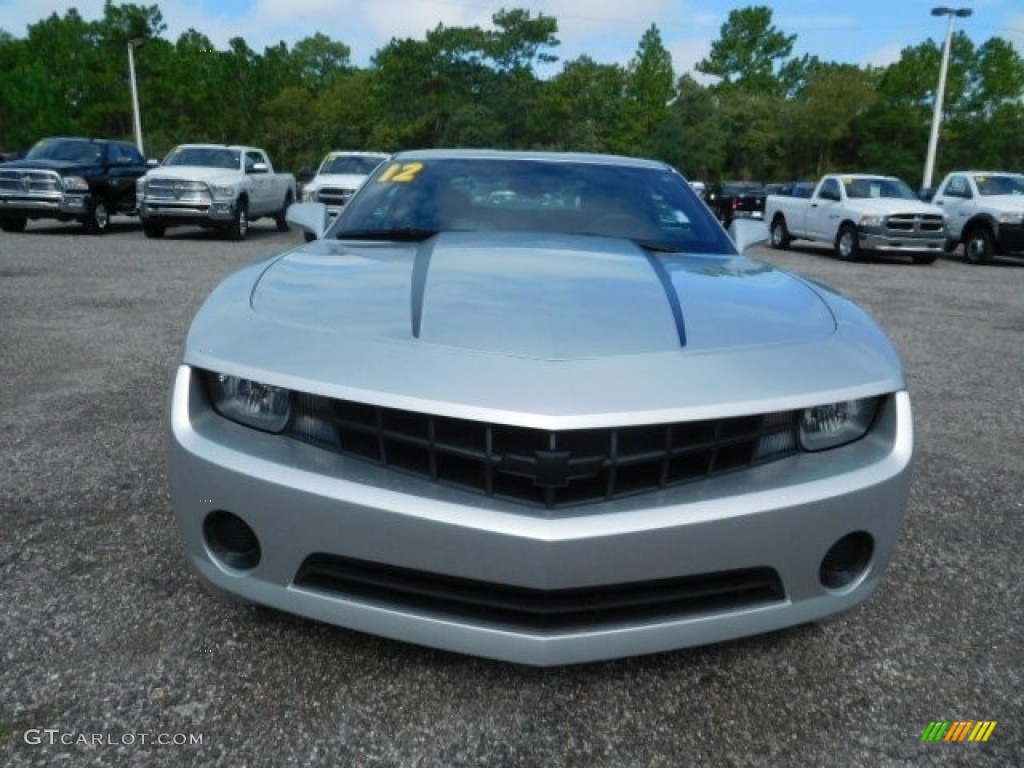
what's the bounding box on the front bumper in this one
[995,222,1024,254]
[166,365,914,665]
[140,198,237,225]
[859,227,945,253]
[0,192,90,219]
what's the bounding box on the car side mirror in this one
[728,218,769,253]
[286,202,329,240]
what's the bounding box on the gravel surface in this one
[1,218,1021,767]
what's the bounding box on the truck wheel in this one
[770,217,790,249]
[835,223,860,261]
[275,191,293,232]
[143,223,166,239]
[1,217,27,233]
[227,200,249,241]
[83,198,111,234]
[963,227,994,265]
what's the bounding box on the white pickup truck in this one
[931,171,1024,264]
[137,144,296,240]
[765,174,946,264]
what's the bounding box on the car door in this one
[806,178,842,240]
[107,143,146,212]
[933,174,972,240]
[245,151,271,214]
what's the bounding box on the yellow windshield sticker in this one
[378,162,424,183]
[842,176,853,185]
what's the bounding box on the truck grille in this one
[283,392,800,510]
[0,169,62,198]
[885,213,944,233]
[144,178,210,202]
[317,186,356,207]
[294,554,786,631]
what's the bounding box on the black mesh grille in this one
[287,392,798,509]
[294,554,785,631]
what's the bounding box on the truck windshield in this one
[164,147,240,170]
[843,178,918,200]
[26,139,103,165]
[974,175,1024,196]
[320,155,388,175]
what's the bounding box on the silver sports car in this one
[166,149,914,666]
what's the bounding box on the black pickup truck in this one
[704,181,768,229]
[0,137,150,234]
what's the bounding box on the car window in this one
[321,155,388,175]
[165,147,240,169]
[975,174,1024,196]
[819,179,840,201]
[333,157,736,255]
[843,177,917,200]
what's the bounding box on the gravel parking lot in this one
[1,218,1021,767]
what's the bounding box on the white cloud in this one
[860,43,904,69]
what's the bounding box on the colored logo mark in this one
[921,721,997,742]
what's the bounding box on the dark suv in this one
[0,137,149,234]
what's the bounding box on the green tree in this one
[625,24,674,156]
[697,5,795,95]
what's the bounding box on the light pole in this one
[922,6,972,190]
[127,38,145,155]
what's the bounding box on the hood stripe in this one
[410,237,438,339]
[644,252,687,347]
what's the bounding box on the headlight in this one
[799,398,879,451]
[858,215,884,228]
[136,178,147,196]
[303,186,319,202]
[211,185,234,200]
[207,373,291,433]
[63,176,89,192]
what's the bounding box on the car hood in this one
[249,232,835,359]
[308,173,369,189]
[848,198,942,216]
[976,195,1024,213]
[1,158,101,175]
[145,166,239,184]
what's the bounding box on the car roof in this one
[390,148,672,170]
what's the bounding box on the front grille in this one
[294,554,785,631]
[144,177,210,202]
[286,393,798,509]
[886,213,944,233]
[0,169,62,197]
[318,186,356,207]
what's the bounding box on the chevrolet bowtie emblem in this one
[498,449,605,490]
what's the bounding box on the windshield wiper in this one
[335,227,439,242]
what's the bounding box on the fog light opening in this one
[820,531,873,590]
[204,511,261,570]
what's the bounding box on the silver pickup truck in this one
[137,144,295,240]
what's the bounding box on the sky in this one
[2,0,1023,78]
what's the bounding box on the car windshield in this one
[974,174,1024,196]
[320,155,387,175]
[163,147,240,170]
[26,139,103,164]
[843,177,918,200]
[332,156,736,255]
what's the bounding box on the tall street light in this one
[922,6,972,190]
[127,38,146,156]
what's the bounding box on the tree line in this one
[1,2,1022,185]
